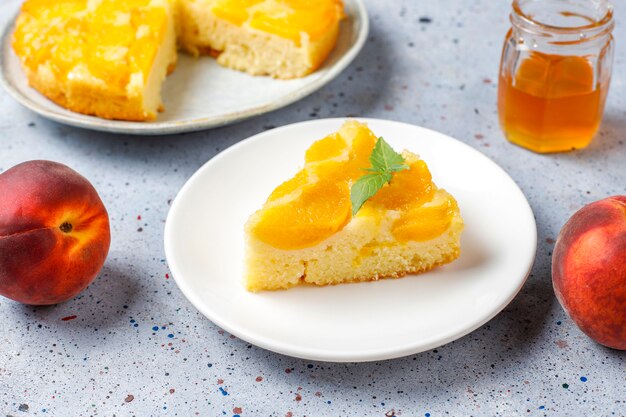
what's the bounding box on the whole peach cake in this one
[11,0,345,121]
[244,121,464,292]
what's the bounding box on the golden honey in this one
[498,0,614,153]
[498,51,606,153]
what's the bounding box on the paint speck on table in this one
[555,339,568,349]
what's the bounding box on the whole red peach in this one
[552,196,626,350]
[0,160,110,305]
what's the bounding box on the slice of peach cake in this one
[244,121,464,292]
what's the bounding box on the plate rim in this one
[0,0,369,135]
[164,117,538,362]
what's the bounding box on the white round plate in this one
[0,0,367,135]
[164,118,537,362]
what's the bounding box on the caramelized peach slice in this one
[248,0,344,44]
[305,133,347,163]
[211,0,342,44]
[392,193,458,242]
[252,179,351,249]
[21,0,87,18]
[267,169,309,202]
[370,160,434,210]
[212,0,263,26]
[309,126,376,183]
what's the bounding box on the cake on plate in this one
[12,0,177,121]
[244,120,464,292]
[11,0,345,120]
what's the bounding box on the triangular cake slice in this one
[12,0,177,121]
[244,121,464,291]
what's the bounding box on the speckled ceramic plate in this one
[0,0,368,135]
[164,118,538,362]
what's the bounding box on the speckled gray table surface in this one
[1,1,625,416]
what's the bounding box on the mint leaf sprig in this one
[350,137,409,215]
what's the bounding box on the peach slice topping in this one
[251,122,456,250]
[212,0,344,45]
[253,179,351,250]
[13,0,168,89]
[392,194,458,243]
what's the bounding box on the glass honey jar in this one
[498,0,614,153]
